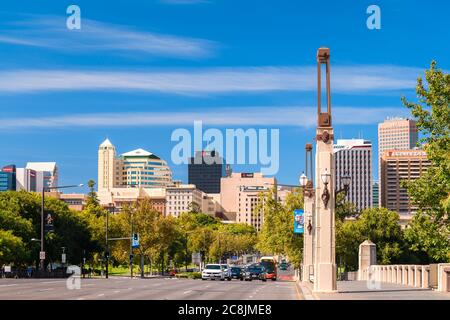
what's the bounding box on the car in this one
[242,264,267,282]
[227,266,244,281]
[279,263,288,271]
[201,264,227,281]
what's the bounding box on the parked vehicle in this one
[227,266,244,281]
[243,264,267,282]
[201,264,227,281]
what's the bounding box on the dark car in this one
[279,263,288,271]
[243,264,267,282]
[227,266,243,281]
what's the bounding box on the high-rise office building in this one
[220,172,275,231]
[380,149,431,226]
[372,181,379,208]
[378,118,418,206]
[188,150,225,194]
[378,118,418,156]
[333,139,372,211]
[25,162,58,191]
[0,165,16,191]
[97,139,172,190]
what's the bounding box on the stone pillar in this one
[357,240,377,281]
[387,266,392,283]
[414,266,422,288]
[437,264,450,292]
[302,190,315,283]
[397,266,402,284]
[392,266,397,283]
[408,266,415,286]
[402,266,408,285]
[422,266,429,289]
[313,47,336,293]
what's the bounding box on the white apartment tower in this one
[333,139,372,211]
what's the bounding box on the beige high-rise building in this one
[378,118,418,156]
[378,118,418,206]
[98,138,117,190]
[380,149,431,226]
[220,172,275,231]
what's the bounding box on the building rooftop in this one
[26,162,57,172]
[121,148,154,157]
[99,138,114,148]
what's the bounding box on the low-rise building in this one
[220,172,276,231]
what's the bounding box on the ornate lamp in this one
[321,168,331,209]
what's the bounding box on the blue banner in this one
[294,209,304,234]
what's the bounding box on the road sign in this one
[192,252,201,265]
[132,233,139,248]
[294,209,304,234]
[40,251,46,260]
[62,253,66,264]
[4,266,11,273]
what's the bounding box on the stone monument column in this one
[313,47,337,293]
[358,240,377,281]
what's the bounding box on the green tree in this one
[256,187,304,268]
[336,207,404,271]
[401,61,450,262]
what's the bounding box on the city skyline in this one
[0,1,449,193]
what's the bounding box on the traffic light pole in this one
[130,214,133,279]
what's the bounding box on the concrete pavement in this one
[299,281,450,300]
[0,277,301,300]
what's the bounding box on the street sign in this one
[294,209,304,234]
[62,253,66,264]
[192,252,201,265]
[4,266,11,273]
[40,251,46,260]
[132,233,139,249]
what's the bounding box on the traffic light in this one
[133,233,138,241]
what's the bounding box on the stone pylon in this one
[302,191,315,282]
[313,47,337,293]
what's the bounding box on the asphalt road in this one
[0,276,301,300]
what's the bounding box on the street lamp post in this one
[39,183,84,272]
[105,199,114,279]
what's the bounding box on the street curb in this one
[297,281,319,300]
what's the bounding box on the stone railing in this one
[359,263,450,292]
[360,265,429,289]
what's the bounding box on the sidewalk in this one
[298,281,450,300]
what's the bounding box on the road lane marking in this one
[183,290,192,294]
[38,288,54,292]
[42,281,62,284]
[97,293,105,297]
[0,284,17,287]
[114,290,120,293]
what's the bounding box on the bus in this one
[259,256,277,281]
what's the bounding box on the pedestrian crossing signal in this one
[132,233,139,248]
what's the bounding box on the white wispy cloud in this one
[0,65,421,94]
[0,106,410,130]
[0,16,215,58]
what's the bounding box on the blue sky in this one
[0,0,448,192]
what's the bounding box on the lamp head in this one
[299,172,308,187]
[321,168,331,185]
